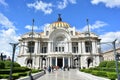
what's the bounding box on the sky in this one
[0,0,120,58]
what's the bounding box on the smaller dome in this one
[49,14,70,29]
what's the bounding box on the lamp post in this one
[99,39,120,80]
[28,19,34,80]
[9,43,19,80]
[112,39,120,80]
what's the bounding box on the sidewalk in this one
[36,69,110,80]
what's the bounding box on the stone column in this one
[68,57,70,67]
[56,57,57,66]
[22,42,25,54]
[78,42,82,54]
[47,57,49,67]
[34,41,38,54]
[69,42,72,53]
[92,41,95,54]
[39,41,41,53]
[50,57,52,66]
[51,42,53,52]
[82,41,85,53]
[39,57,42,69]
[24,42,27,54]
[37,41,40,54]
[48,42,51,53]
[63,57,65,67]
[70,57,72,68]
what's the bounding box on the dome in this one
[49,21,70,29]
[49,14,71,29]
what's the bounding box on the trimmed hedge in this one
[4,61,21,68]
[13,67,30,73]
[0,69,10,74]
[107,72,117,80]
[99,61,108,67]
[0,61,5,69]
[91,70,107,77]
[0,74,9,79]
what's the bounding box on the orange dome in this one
[49,14,71,29]
[49,21,70,29]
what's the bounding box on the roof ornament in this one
[58,14,62,21]
[32,19,34,34]
[29,19,34,37]
[86,18,90,33]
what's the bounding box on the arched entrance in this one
[42,57,46,68]
[27,58,32,68]
[87,58,93,68]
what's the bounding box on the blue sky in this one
[0,0,120,57]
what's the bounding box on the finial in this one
[32,18,34,34]
[86,18,90,33]
[58,14,62,21]
[33,19,34,23]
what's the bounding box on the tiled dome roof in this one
[49,21,70,29]
[49,14,70,29]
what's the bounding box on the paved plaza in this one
[36,69,109,80]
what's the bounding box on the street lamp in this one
[99,39,120,80]
[9,43,19,80]
[28,19,34,80]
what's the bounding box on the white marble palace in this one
[17,15,102,69]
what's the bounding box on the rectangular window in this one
[62,47,64,52]
[55,47,58,52]
[44,47,46,53]
[59,47,61,52]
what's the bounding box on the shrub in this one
[12,73,20,79]
[0,74,9,79]
[106,61,116,68]
[4,61,20,68]
[18,72,27,76]
[4,61,11,68]
[83,69,92,73]
[0,69,10,74]
[13,62,21,67]
[92,70,107,77]
[31,69,39,73]
[0,61,5,69]
[107,72,117,80]
[99,61,108,67]
[13,67,30,73]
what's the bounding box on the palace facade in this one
[17,15,102,69]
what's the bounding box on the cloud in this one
[0,12,19,58]
[25,25,40,30]
[58,0,68,9]
[58,0,77,9]
[0,0,8,6]
[69,0,77,4]
[25,23,50,31]
[0,13,15,29]
[100,31,120,51]
[100,32,120,42]
[27,0,53,14]
[91,0,120,8]
[81,20,108,32]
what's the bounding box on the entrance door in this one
[57,58,63,68]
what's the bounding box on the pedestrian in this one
[67,66,69,71]
[51,66,54,72]
[48,66,51,73]
[63,66,65,71]
[29,71,34,80]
